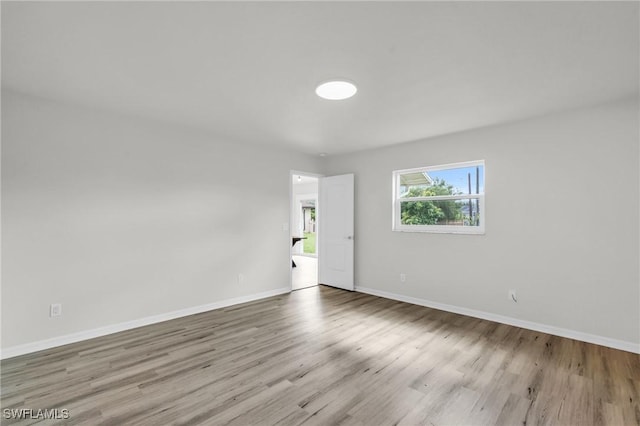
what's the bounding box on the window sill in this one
[392,227,485,235]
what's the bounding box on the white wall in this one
[1,90,320,349]
[324,98,640,347]
[3,91,638,354]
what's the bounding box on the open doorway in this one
[291,172,319,290]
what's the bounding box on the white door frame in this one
[290,170,323,291]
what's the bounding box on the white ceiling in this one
[2,2,638,155]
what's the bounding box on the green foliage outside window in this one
[400,179,462,225]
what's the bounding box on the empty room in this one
[1,1,639,425]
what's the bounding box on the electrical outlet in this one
[50,303,62,317]
[238,273,245,285]
[508,289,517,303]
[400,273,406,283]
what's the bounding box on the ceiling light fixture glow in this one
[315,80,357,100]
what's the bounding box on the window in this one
[392,160,485,234]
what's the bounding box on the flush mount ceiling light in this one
[315,80,357,100]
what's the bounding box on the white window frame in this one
[392,160,485,235]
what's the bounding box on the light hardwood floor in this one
[2,286,639,425]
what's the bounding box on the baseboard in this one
[355,286,640,354]
[1,287,290,360]
[5,286,636,359]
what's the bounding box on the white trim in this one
[355,285,640,354]
[0,287,290,360]
[400,194,483,202]
[393,226,485,235]
[395,160,485,175]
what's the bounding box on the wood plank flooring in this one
[1,285,639,425]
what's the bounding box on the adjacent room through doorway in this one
[291,172,319,290]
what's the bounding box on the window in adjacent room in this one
[392,160,485,234]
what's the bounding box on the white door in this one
[318,174,354,291]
